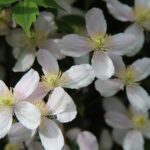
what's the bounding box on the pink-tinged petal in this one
[42,39,65,59]
[8,123,34,143]
[104,0,134,21]
[34,11,57,35]
[77,131,99,150]
[61,34,92,57]
[85,8,107,37]
[125,24,144,56]
[0,80,9,94]
[36,49,59,74]
[39,118,64,150]
[14,101,41,130]
[110,33,136,55]
[0,108,13,139]
[47,87,77,123]
[92,52,114,80]
[123,130,144,150]
[130,57,150,81]
[25,82,47,101]
[62,64,95,89]
[15,69,39,100]
[126,85,150,112]
[103,97,127,114]
[109,54,125,77]
[13,49,35,72]
[105,111,132,129]
[95,79,122,97]
[112,129,128,146]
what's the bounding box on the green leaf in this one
[12,1,39,36]
[0,0,17,4]
[31,0,62,9]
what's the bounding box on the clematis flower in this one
[103,97,150,150]
[0,69,41,139]
[6,11,64,72]
[35,49,95,98]
[61,8,136,80]
[8,87,77,150]
[103,0,150,56]
[95,55,150,112]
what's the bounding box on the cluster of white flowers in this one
[0,0,150,150]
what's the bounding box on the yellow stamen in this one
[132,115,146,129]
[33,100,49,117]
[134,6,150,26]
[119,67,137,85]
[89,33,111,52]
[41,71,67,90]
[5,143,20,150]
[0,89,15,108]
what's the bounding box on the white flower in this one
[103,0,150,56]
[0,69,41,139]
[61,8,136,80]
[8,87,77,150]
[77,131,99,150]
[6,11,64,72]
[35,49,95,96]
[103,97,150,150]
[95,55,150,112]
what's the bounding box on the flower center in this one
[0,89,15,108]
[33,100,49,117]
[132,115,146,129]
[134,6,150,26]
[119,67,137,85]
[41,71,65,90]
[89,33,111,52]
[5,143,20,150]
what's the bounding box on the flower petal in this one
[34,11,57,35]
[85,8,107,36]
[61,34,92,57]
[123,130,144,150]
[110,33,136,55]
[6,29,26,48]
[134,0,149,7]
[0,80,9,94]
[126,85,150,112]
[77,131,99,150]
[39,118,64,150]
[112,129,127,145]
[105,111,132,129]
[103,97,127,113]
[47,87,77,123]
[95,79,122,97]
[130,57,150,81]
[109,54,125,77]
[125,24,144,56]
[36,49,59,74]
[92,52,114,80]
[13,49,35,72]
[8,123,34,143]
[62,64,95,89]
[104,0,134,21]
[14,101,41,130]
[15,69,39,100]
[74,53,90,65]
[42,39,65,59]
[0,108,12,139]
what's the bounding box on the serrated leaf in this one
[12,1,39,36]
[31,0,62,9]
[0,0,17,4]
